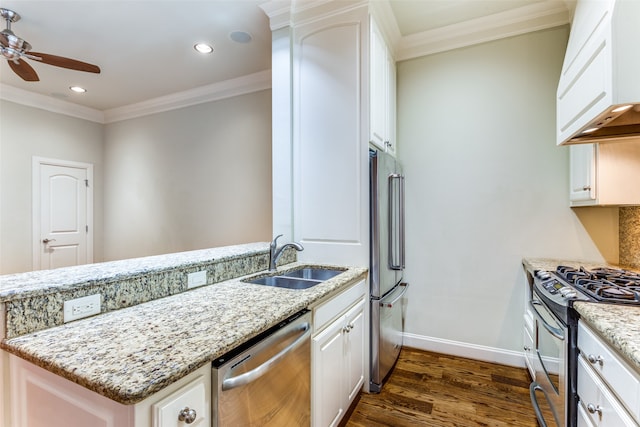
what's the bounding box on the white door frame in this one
[32,157,94,270]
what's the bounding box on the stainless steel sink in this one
[280,268,343,281]
[248,276,320,290]
[244,267,345,289]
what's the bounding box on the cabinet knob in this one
[587,354,604,365]
[586,403,602,415]
[178,407,197,424]
[523,346,531,351]
[582,185,591,191]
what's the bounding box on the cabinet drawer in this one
[152,374,208,427]
[313,280,366,333]
[578,322,640,419]
[577,356,636,427]
[577,401,595,427]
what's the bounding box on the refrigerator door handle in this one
[400,173,405,269]
[388,173,404,270]
[381,283,409,308]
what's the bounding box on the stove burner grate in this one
[556,266,640,304]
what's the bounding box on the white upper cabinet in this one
[265,1,398,266]
[557,0,640,145]
[289,5,369,266]
[369,17,397,156]
[569,140,640,206]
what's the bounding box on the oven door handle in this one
[529,300,564,340]
[530,382,550,427]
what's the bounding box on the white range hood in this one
[556,0,640,145]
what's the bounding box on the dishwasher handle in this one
[221,321,311,391]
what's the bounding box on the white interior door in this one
[33,158,93,270]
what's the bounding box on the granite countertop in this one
[1,262,368,405]
[523,257,640,373]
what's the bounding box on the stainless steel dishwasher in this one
[212,310,311,426]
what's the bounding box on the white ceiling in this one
[0,0,573,114]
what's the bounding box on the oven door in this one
[529,293,567,427]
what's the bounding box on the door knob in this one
[42,238,56,244]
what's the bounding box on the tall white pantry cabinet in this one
[263,0,397,267]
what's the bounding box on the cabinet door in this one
[344,300,365,403]
[385,50,397,156]
[570,144,596,204]
[312,317,346,427]
[523,326,536,380]
[369,17,387,150]
[9,355,133,427]
[292,6,369,266]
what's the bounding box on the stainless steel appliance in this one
[369,148,408,393]
[212,310,311,426]
[528,266,640,427]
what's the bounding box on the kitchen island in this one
[0,243,367,405]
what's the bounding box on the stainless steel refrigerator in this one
[369,148,408,393]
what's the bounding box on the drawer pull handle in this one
[587,354,604,365]
[178,407,197,424]
[586,403,602,416]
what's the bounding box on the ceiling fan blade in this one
[29,52,100,74]
[8,58,39,81]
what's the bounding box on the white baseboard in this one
[403,332,527,368]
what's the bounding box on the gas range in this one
[529,264,640,427]
[533,265,640,321]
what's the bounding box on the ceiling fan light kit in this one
[0,7,101,82]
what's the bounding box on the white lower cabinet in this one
[577,321,640,426]
[8,354,211,427]
[311,280,366,427]
[523,319,536,380]
[151,374,209,427]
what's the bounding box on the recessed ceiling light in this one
[229,31,252,44]
[611,104,633,113]
[69,86,87,93]
[194,43,213,54]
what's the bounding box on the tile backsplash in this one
[619,207,640,269]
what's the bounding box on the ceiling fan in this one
[0,7,100,82]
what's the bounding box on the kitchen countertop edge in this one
[2,264,368,405]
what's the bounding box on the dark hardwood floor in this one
[346,347,545,427]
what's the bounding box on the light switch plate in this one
[63,294,101,323]
[187,270,207,289]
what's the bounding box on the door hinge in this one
[85,179,89,187]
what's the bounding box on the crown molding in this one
[102,70,272,123]
[260,0,368,31]
[0,84,104,123]
[1,71,272,124]
[396,0,571,61]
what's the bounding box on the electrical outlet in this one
[187,270,207,289]
[63,294,101,323]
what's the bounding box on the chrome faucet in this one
[269,234,304,271]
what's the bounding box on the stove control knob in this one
[536,271,551,280]
[560,288,577,298]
